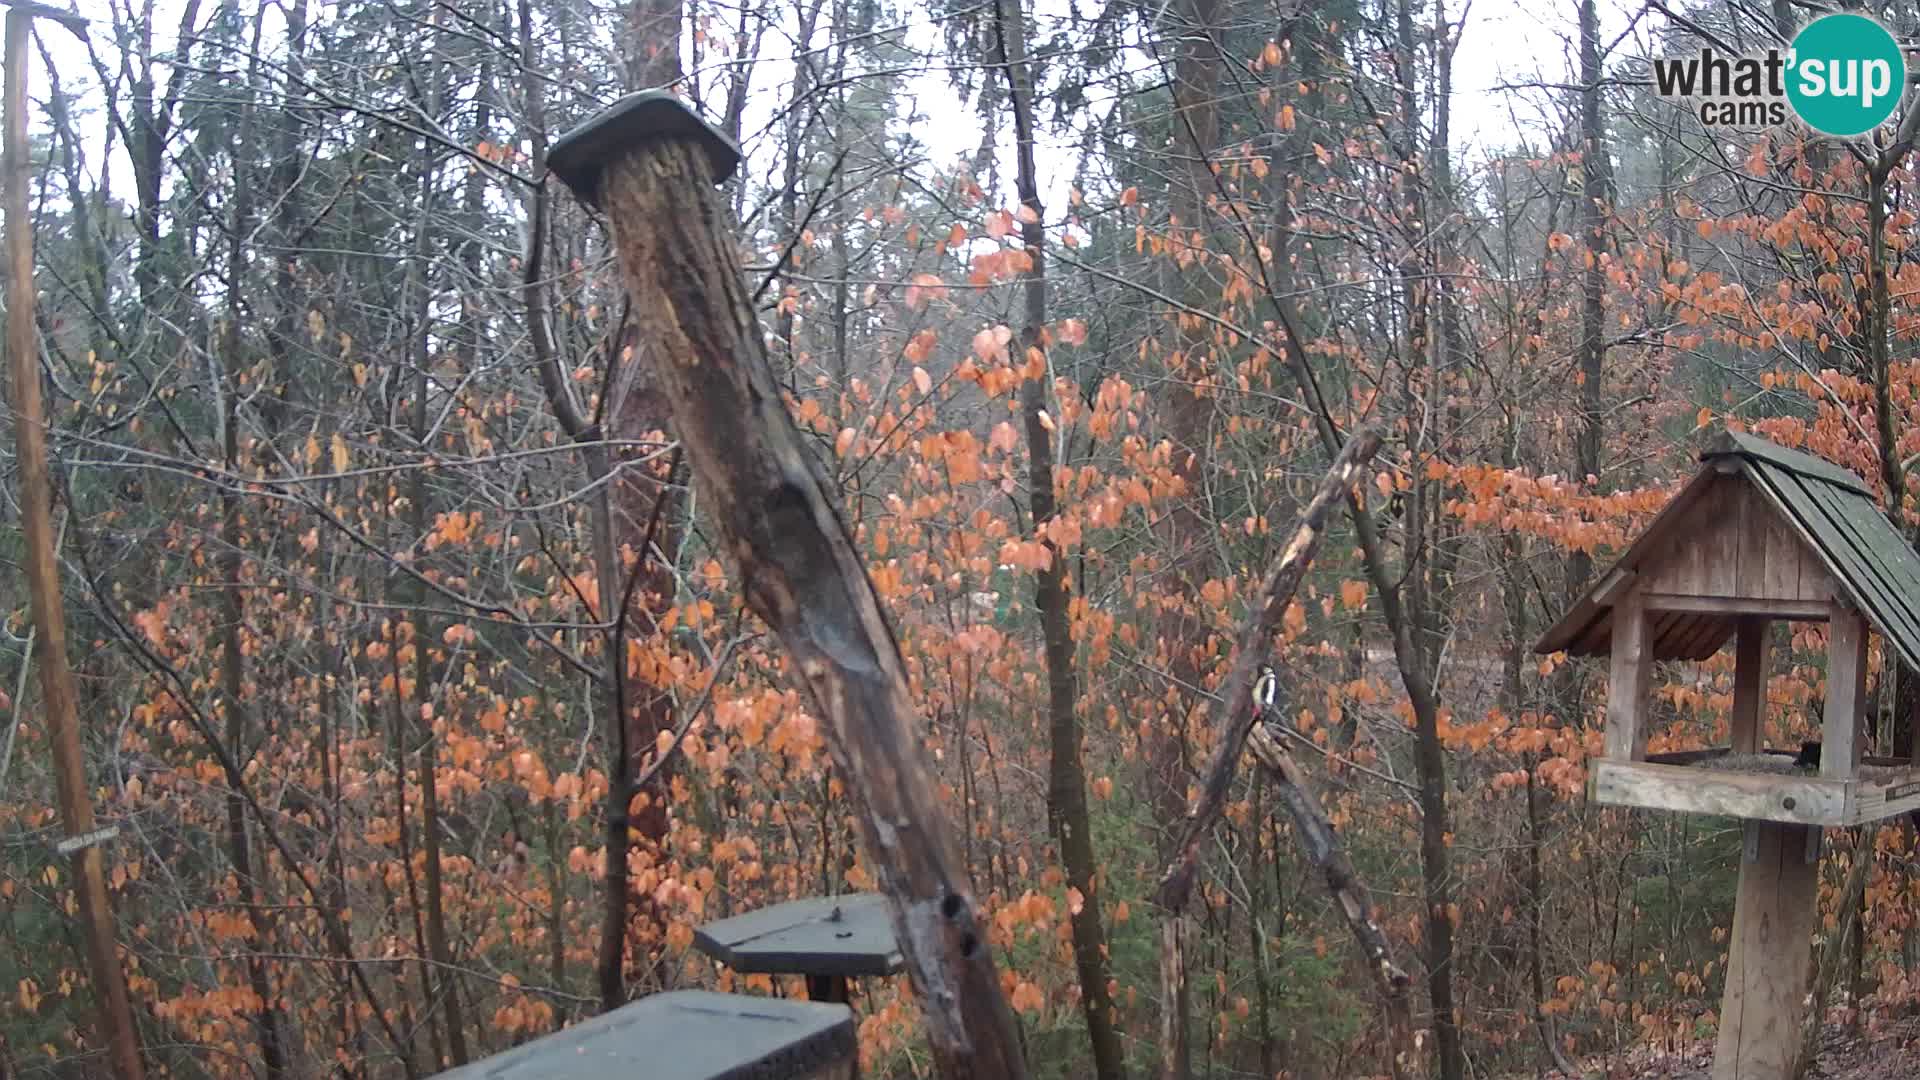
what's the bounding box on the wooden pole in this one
[547,94,1028,1079]
[1823,604,1867,779]
[1604,590,1651,761]
[1712,821,1818,1080]
[3,9,144,1079]
[1730,617,1767,753]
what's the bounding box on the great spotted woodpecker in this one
[1252,664,1278,714]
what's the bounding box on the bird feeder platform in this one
[1538,431,1920,1080]
[429,990,854,1080]
[693,892,903,1003]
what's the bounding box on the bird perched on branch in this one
[1252,664,1278,716]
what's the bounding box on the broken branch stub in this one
[548,94,1029,1080]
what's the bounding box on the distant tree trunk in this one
[215,16,286,1071]
[1388,0,1464,1073]
[992,0,1125,1074]
[1158,1,1225,1069]
[525,0,685,1007]
[401,17,465,1061]
[1567,0,1614,601]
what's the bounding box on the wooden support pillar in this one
[1731,617,1768,753]
[1606,591,1652,761]
[1824,604,1868,780]
[1712,821,1819,1080]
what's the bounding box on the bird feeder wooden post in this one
[546,92,1029,1078]
[1538,432,1920,1080]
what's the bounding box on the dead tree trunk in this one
[549,95,1029,1080]
[1245,721,1415,1077]
[1150,429,1382,1080]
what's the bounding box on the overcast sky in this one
[24,0,1648,236]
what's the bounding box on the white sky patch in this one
[23,0,1650,253]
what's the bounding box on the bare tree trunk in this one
[4,12,147,1078]
[1157,2,1225,1067]
[990,0,1124,1073]
[215,13,287,1069]
[1567,0,1615,600]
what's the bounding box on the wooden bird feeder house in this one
[1538,431,1920,1079]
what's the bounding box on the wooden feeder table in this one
[1538,432,1920,1080]
[694,892,904,1004]
[430,990,854,1080]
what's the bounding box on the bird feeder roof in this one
[1535,431,1920,671]
[693,892,903,979]
[429,990,853,1080]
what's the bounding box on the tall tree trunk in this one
[992,0,1125,1075]
[525,0,686,1007]
[1157,1,1225,1069]
[1568,0,1615,601]
[215,13,287,1070]
[398,15,465,1060]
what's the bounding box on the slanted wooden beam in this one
[1731,617,1768,754]
[1824,604,1868,780]
[545,93,1027,1079]
[1605,591,1652,761]
[1593,567,1637,607]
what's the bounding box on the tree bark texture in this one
[587,136,1030,1080]
[3,13,147,1080]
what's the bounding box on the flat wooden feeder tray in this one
[1593,748,1920,828]
[429,990,854,1080]
[694,893,902,1003]
[1536,431,1920,1080]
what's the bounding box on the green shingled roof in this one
[1535,431,1920,673]
[1709,431,1920,673]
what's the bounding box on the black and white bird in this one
[1252,664,1279,715]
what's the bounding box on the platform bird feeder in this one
[1537,431,1920,1079]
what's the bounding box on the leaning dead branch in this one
[547,94,1028,1079]
[1147,428,1382,1080]
[1247,719,1416,1076]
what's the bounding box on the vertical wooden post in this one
[1730,617,1768,753]
[1824,604,1867,780]
[2,9,143,1079]
[1605,591,1652,760]
[1712,822,1819,1080]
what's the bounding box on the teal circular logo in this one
[1787,14,1907,137]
